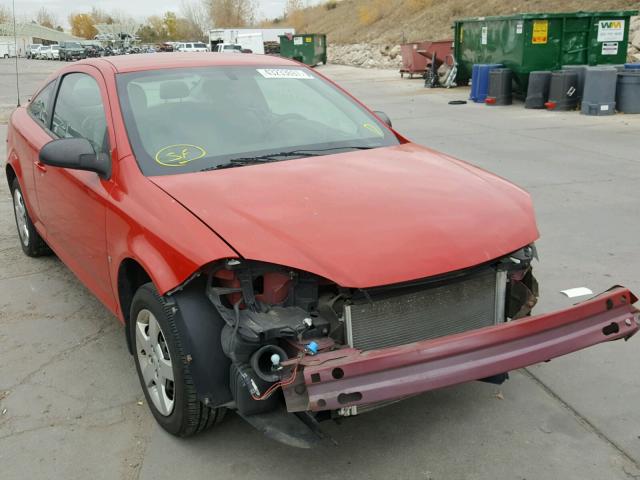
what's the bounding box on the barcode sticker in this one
[257,69,314,79]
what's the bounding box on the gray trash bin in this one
[546,71,579,111]
[581,67,617,116]
[486,68,513,106]
[616,72,640,114]
[525,71,551,109]
[562,65,587,102]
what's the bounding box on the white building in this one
[0,23,81,57]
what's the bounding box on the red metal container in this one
[400,40,453,78]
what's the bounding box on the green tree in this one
[137,24,159,44]
[164,11,178,39]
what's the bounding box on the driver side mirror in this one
[373,111,392,128]
[39,138,111,179]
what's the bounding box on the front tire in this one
[11,178,50,257]
[131,283,224,436]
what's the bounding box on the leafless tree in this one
[0,5,10,24]
[205,0,257,28]
[285,0,305,17]
[181,1,209,36]
[36,7,57,28]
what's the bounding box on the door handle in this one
[34,161,47,173]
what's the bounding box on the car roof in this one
[89,52,301,73]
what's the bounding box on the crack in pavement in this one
[523,367,640,474]
[3,321,119,392]
[0,265,60,281]
[0,400,141,441]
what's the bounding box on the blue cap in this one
[306,341,319,355]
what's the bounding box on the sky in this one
[12,0,323,27]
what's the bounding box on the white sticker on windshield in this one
[257,68,314,79]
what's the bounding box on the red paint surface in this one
[152,143,538,288]
[0,54,542,318]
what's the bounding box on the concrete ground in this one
[1,58,639,480]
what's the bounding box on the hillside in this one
[274,0,640,44]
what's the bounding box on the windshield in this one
[67,42,81,49]
[117,66,399,176]
[52,46,60,50]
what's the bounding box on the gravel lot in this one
[1,58,640,480]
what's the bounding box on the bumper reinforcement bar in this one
[283,287,638,412]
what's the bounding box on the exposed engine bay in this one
[204,246,538,418]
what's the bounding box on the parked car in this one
[156,43,174,52]
[26,44,42,59]
[59,41,86,61]
[46,45,60,60]
[177,42,209,52]
[215,43,242,53]
[6,53,639,447]
[39,44,59,60]
[36,45,51,60]
[83,44,104,58]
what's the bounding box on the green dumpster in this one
[279,34,327,66]
[453,10,639,94]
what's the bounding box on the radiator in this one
[344,268,506,352]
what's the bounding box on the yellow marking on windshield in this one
[155,144,207,167]
[363,123,384,137]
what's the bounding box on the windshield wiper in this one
[199,146,378,172]
[200,151,320,171]
[288,146,378,153]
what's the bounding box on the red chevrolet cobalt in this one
[5,53,638,446]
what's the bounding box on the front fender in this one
[107,155,238,319]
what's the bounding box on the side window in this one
[51,73,109,154]
[27,81,55,127]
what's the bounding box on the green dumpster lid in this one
[454,10,639,23]
[279,33,326,37]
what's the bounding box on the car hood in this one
[150,143,539,288]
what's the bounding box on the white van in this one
[178,42,209,52]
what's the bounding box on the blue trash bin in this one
[470,64,503,103]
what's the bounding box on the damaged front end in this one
[200,248,638,446]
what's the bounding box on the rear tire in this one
[11,178,51,257]
[131,283,225,437]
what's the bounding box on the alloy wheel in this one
[13,189,29,247]
[135,309,175,416]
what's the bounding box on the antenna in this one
[12,0,20,107]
